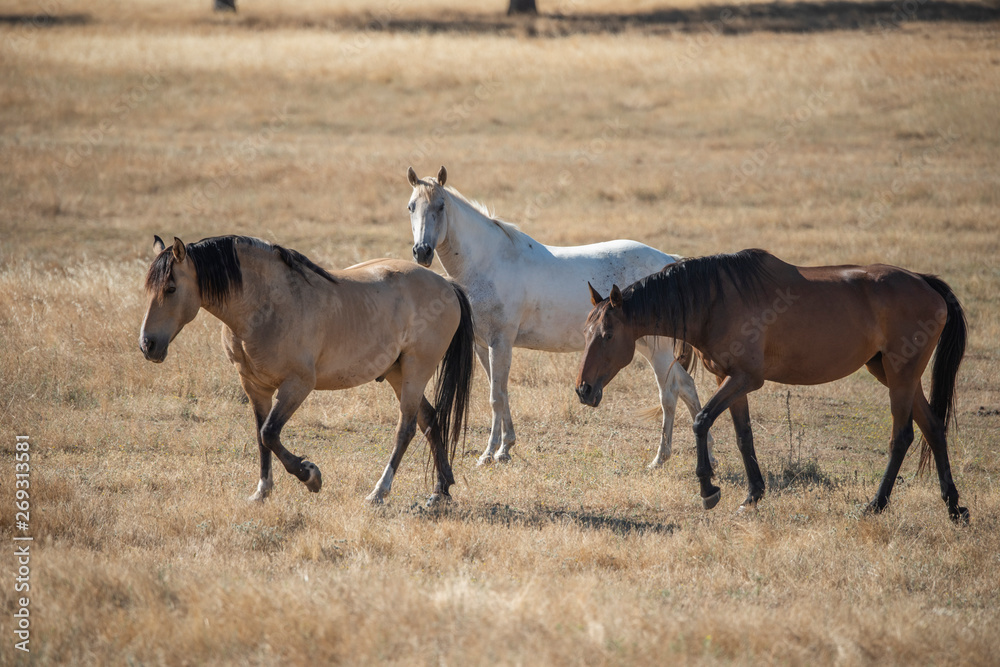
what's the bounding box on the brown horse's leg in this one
[417,397,455,504]
[867,383,916,515]
[366,365,421,504]
[693,373,763,510]
[728,395,765,509]
[913,391,968,522]
[244,386,275,502]
[260,376,322,493]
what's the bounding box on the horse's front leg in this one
[246,393,275,502]
[478,336,516,465]
[260,376,322,493]
[637,338,716,469]
[693,373,761,510]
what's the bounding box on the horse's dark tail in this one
[432,282,476,465]
[919,274,967,473]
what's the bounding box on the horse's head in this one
[576,283,636,408]
[139,236,201,363]
[406,165,449,267]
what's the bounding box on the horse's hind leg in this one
[366,365,423,504]
[913,391,968,522]
[729,395,765,510]
[867,383,917,515]
[260,376,322,493]
[417,397,456,505]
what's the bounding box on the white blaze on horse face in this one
[409,183,448,266]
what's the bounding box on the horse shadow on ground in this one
[409,501,680,536]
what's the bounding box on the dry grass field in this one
[2,0,999,664]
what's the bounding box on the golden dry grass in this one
[2,3,1000,665]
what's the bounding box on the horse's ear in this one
[437,165,447,186]
[588,282,604,306]
[153,235,165,253]
[407,166,418,187]
[172,237,186,263]
[609,284,623,309]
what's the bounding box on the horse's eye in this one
[602,331,612,341]
[408,202,415,213]
[165,285,176,295]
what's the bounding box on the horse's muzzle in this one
[139,335,167,363]
[576,381,603,408]
[412,243,434,267]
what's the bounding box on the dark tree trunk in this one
[507,0,538,15]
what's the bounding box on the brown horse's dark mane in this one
[619,248,774,340]
[144,235,337,306]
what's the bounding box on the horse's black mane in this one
[621,248,774,340]
[144,235,337,305]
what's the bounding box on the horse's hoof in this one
[365,491,386,505]
[247,492,266,503]
[494,451,512,464]
[301,461,322,493]
[702,489,721,510]
[863,500,886,516]
[476,453,494,467]
[426,493,451,508]
[647,460,665,470]
[950,506,970,525]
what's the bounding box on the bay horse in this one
[140,235,474,505]
[406,166,715,469]
[577,249,969,522]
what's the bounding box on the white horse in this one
[406,166,715,468]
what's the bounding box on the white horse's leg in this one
[637,338,716,469]
[637,338,680,468]
[478,337,516,465]
[674,364,717,468]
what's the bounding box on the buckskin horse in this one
[140,235,474,505]
[577,248,968,522]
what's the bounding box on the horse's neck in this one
[437,193,515,279]
[200,248,281,340]
[625,282,704,346]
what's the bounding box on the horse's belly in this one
[514,306,586,352]
[765,348,875,386]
